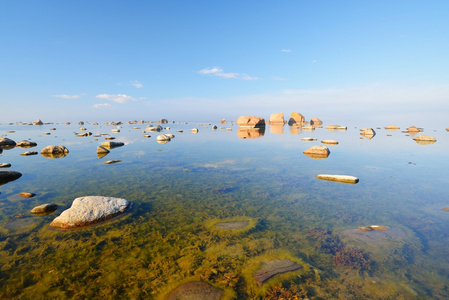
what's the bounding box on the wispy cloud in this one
[281,49,292,53]
[131,81,143,88]
[272,76,288,81]
[95,94,136,103]
[198,67,258,80]
[54,94,80,99]
[93,103,112,109]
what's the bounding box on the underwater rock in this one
[0,171,22,186]
[50,196,130,229]
[254,259,302,285]
[31,203,58,214]
[301,137,317,141]
[344,226,405,244]
[0,163,11,168]
[236,116,266,128]
[100,141,124,149]
[16,140,37,148]
[165,281,224,300]
[0,137,16,149]
[317,174,359,184]
[358,225,390,232]
[20,151,38,156]
[18,192,36,198]
[321,139,338,145]
[441,207,449,212]
[215,221,249,230]
[303,145,330,158]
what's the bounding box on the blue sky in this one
[1,1,448,127]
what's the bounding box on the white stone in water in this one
[156,134,171,141]
[50,196,130,229]
[316,174,359,184]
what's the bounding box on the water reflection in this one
[290,126,302,135]
[269,124,284,134]
[237,128,265,139]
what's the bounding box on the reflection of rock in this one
[254,259,302,285]
[385,125,400,130]
[165,281,224,300]
[237,128,265,139]
[31,203,58,214]
[0,137,16,149]
[18,192,36,198]
[0,171,22,186]
[288,112,305,126]
[321,140,338,145]
[50,196,130,229]
[236,116,266,128]
[215,221,249,230]
[413,135,436,144]
[302,125,315,131]
[270,124,284,134]
[310,117,322,125]
[269,112,285,125]
[97,146,110,159]
[16,140,37,148]
[157,140,170,144]
[290,126,302,134]
[101,141,124,149]
[303,145,330,158]
[41,145,69,159]
[317,174,359,184]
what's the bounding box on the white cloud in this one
[93,103,112,109]
[54,94,80,99]
[131,81,143,88]
[95,94,136,103]
[198,67,258,80]
[281,49,292,53]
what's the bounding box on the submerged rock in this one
[50,196,130,229]
[165,281,224,300]
[0,171,22,186]
[31,203,58,214]
[316,174,359,184]
[215,221,249,230]
[254,259,302,285]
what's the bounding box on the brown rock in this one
[288,112,305,126]
[16,140,37,148]
[321,140,338,145]
[165,281,223,300]
[18,192,36,198]
[385,125,400,130]
[219,118,226,124]
[31,203,58,215]
[407,126,422,133]
[33,119,43,125]
[303,145,330,158]
[413,135,436,142]
[236,116,266,128]
[316,174,359,184]
[360,128,376,138]
[254,259,302,285]
[160,118,168,124]
[310,117,322,125]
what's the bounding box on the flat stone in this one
[100,141,124,149]
[50,196,130,229]
[0,163,11,168]
[385,125,400,130]
[31,203,58,214]
[20,151,38,156]
[105,160,121,164]
[0,171,22,186]
[157,134,171,141]
[16,140,37,148]
[316,174,359,184]
[301,137,317,141]
[254,259,302,285]
[321,139,338,145]
[413,135,437,142]
[303,145,330,158]
[215,221,249,230]
[165,281,223,300]
[18,192,36,198]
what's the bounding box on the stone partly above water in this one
[316,174,359,184]
[303,145,330,159]
[41,145,69,159]
[165,281,224,300]
[105,160,121,164]
[31,203,58,214]
[50,196,131,229]
[16,140,37,148]
[0,137,16,149]
[254,259,302,285]
[100,141,125,149]
[321,139,338,145]
[413,135,437,144]
[0,171,22,186]
[236,116,266,128]
[20,151,38,156]
[18,192,36,198]
[0,163,12,168]
[301,137,317,141]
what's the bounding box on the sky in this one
[1,0,448,127]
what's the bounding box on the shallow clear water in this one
[1,122,448,299]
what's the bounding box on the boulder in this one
[100,141,124,149]
[288,112,305,126]
[303,145,330,157]
[156,134,171,141]
[50,196,130,229]
[269,112,285,125]
[0,137,16,149]
[16,140,37,148]
[0,171,22,186]
[236,116,266,128]
[160,118,168,124]
[212,125,218,129]
[316,174,359,184]
[31,203,58,215]
[146,125,163,132]
[385,125,400,130]
[41,145,69,159]
[310,117,323,125]
[33,119,43,125]
[407,126,422,133]
[165,281,223,300]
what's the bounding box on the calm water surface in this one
[0,121,448,299]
